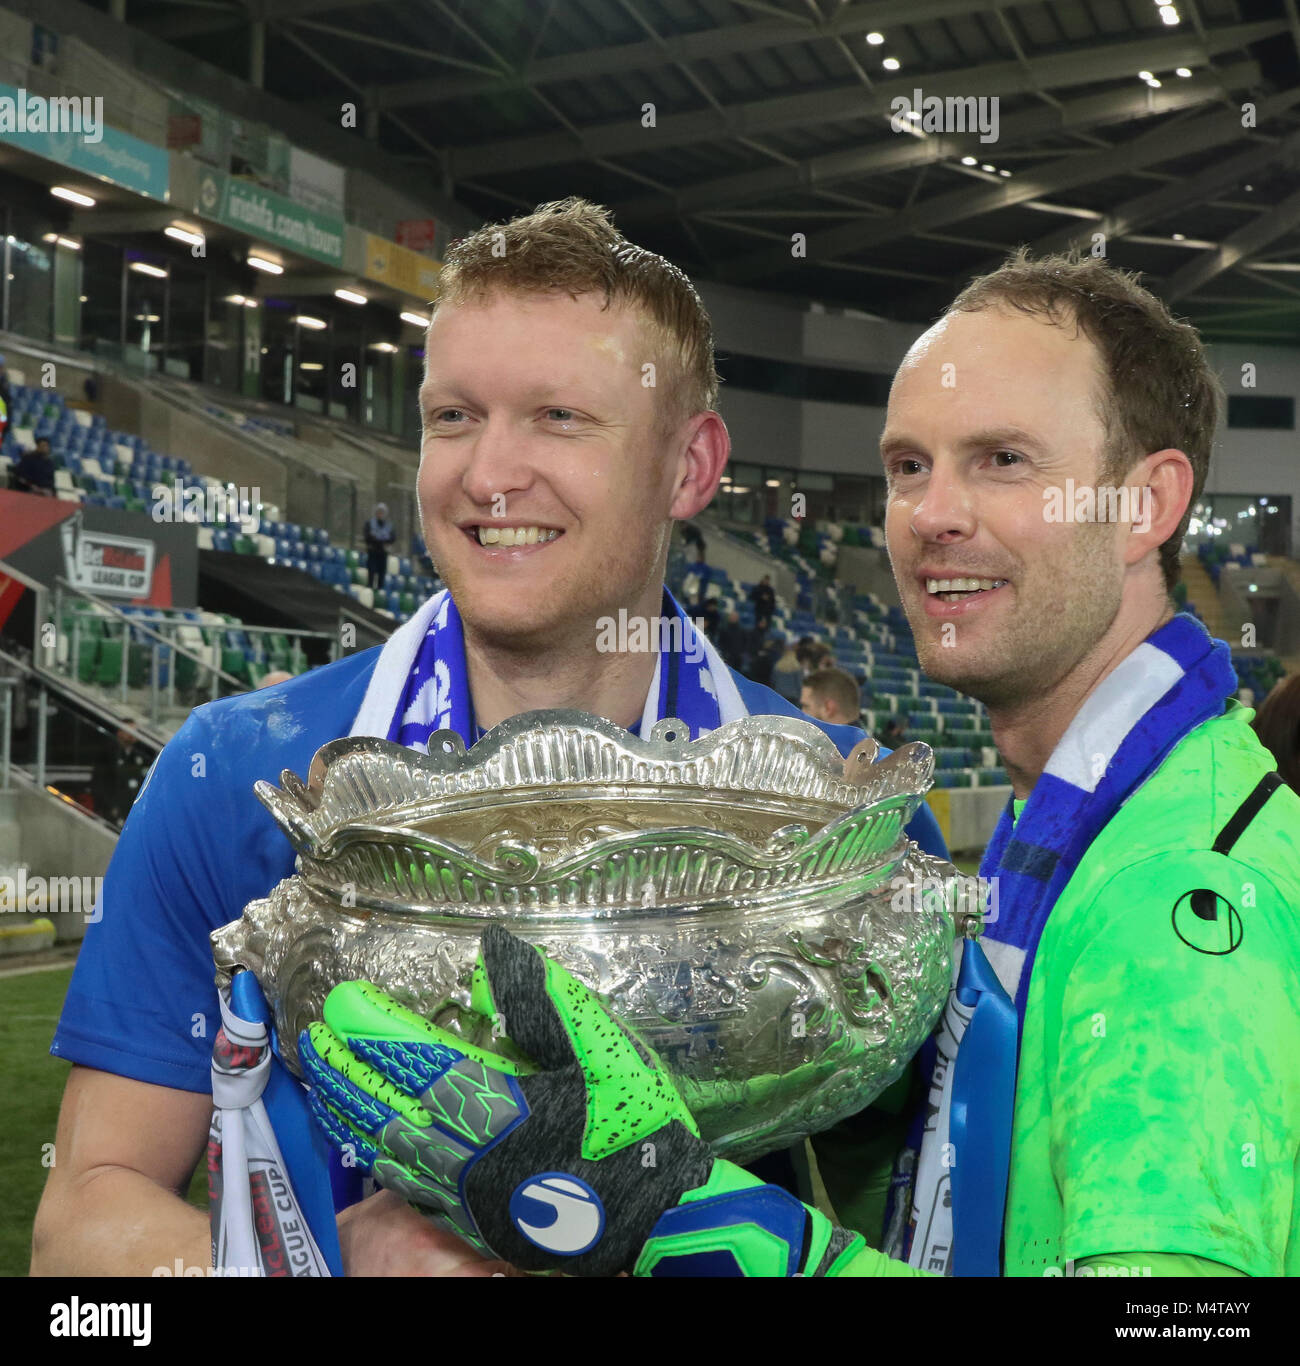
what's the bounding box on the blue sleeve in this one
[861,738,950,863]
[51,709,254,1093]
[903,800,948,862]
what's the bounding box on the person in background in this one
[1251,673,1300,792]
[694,594,721,641]
[749,574,776,631]
[0,355,9,445]
[10,435,55,496]
[680,520,706,562]
[747,631,782,688]
[801,666,862,729]
[718,608,750,673]
[258,670,296,689]
[880,714,906,749]
[364,502,395,592]
[90,714,155,827]
[769,638,803,705]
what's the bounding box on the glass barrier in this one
[0,670,159,830]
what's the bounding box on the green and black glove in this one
[301,923,870,1276]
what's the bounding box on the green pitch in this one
[0,961,208,1277]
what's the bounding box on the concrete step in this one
[1180,556,1230,639]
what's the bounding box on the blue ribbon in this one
[948,937,1018,1278]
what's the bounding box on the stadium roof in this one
[104,0,1300,341]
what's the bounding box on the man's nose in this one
[460,419,533,506]
[909,465,975,542]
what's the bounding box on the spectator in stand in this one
[90,714,155,827]
[0,353,11,412]
[364,502,395,592]
[10,436,56,496]
[769,639,803,704]
[718,608,750,673]
[800,667,862,729]
[749,574,777,631]
[695,595,721,641]
[258,670,296,689]
[880,715,906,749]
[1252,673,1300,792]
[748,632,782,688]
[681,521,706,563]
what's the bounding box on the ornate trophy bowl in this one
[212,711,964,1164]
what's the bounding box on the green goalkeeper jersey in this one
[811,701,1300,1276]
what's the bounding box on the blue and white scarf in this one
[892,612,1237,1276]
[349,584,748,747]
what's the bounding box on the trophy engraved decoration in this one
[212,711,966,1164]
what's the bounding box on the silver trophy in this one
[212,711,966,1163]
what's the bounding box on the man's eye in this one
[991,450,1022,467]
[547,408,575,422]
[889,458,925,477]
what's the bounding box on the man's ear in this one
[668,412,730,521]
[1121,448,1194,570]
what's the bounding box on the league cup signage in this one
[60,515,155,598]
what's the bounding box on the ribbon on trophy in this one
[208,971,342,1276]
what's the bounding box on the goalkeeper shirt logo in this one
[510,1174,605,1255]
[1172,890,1243,956]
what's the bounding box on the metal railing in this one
[0,677,13,791]
[48,578,250,726]
[0,646,147,836]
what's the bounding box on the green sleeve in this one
[1042,849,1300,1275]
[1076,1252,1248,1278]
[810,1070,917,1244]
[832,1249,1245,1278]
[833,1244,938,1277]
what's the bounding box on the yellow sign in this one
[363,233,441,301]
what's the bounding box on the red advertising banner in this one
[395,218,436,252]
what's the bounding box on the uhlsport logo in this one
[509,1172,605,1255]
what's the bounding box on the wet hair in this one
[948,247,1222,592]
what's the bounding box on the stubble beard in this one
[912,522,1123,712]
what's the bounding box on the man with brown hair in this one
[801,666,861,728]
[36,197,944,1278]
[861,248,1300,1277]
